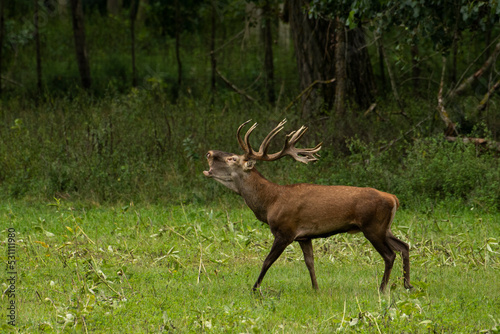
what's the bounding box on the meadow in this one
[2,3,500,332]
[2,198,499,333]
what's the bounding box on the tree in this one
[284,0,376,117]
[70,0,91,89]
[174,0,181,91]
[146,0,204,99]
[297,0,500,135]
[130,0,139,87]
[34,0,42,94]
[210,0,216,94]
[0,0,5,95]
[261,0,276,105]
[334,17,346,116]
[107,0,122,16]
[378,0,500,131]
[285,0,335,117]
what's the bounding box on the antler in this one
[236,119,322,164]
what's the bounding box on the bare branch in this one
[284,78,335,113]
[216,68,257,103]
[478,80,500,111]
[448,38,500,100]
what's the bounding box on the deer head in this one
[203,119,322,194]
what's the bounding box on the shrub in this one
[395,138,499,210]
[0,93,498,211]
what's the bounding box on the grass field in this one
[1,199,499,333]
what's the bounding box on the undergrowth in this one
[0,91,500,210]
[0,91,499,211]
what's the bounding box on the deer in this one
[203,119,412,292]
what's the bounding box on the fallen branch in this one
[215,68,257,103]
[363,103,388,121]
[284,78,336,112]
[363,103,377,117]
[1,76,23,87]
[445,136,500,151]
[379,116,431,153]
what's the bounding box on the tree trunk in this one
[451,3,460,84]
[35,0,43,94]
[334,17,346,116]
[437,56,457,136]
[346,27,375,109]
[287,0,335,118]
[174,0,182,91]
[377,38,386,91]
[107,0,121,16]
[0,0,5,95]
[130,0,138,87]
[70,0,91,89]
[286,0,375,118]
[210,0,216,94]
[411,43,419,93]
[451,31,459,84]
[262,0,275,105]
[379,36,404,112]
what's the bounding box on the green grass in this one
[1,199,499,333]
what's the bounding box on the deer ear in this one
[243,159,256,170]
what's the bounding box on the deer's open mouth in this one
[203,169,233,182]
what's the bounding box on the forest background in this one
[0,0,499,209]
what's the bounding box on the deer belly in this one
[293,219,360,240]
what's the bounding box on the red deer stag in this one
[203,119,412,292]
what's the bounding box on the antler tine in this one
[258,118,287,156]
[281,126,321,164]
[287,125,308,144]
[236,119,321,164]
[301,142,323,154]
[294,141,322,163]
[243,122,258,157]
[259,124,321,164]
[237,120,252,151]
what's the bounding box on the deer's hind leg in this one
[360,220,396,292]
[365,234,396,292]
[298,239,318,290]
[387,233,412,289]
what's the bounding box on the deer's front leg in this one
[252,236,292,291]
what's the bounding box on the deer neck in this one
[236,168,279,223]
